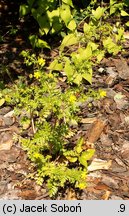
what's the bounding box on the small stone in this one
[0,133,13,151]
[3,117,14,126]
[0,107,11,115]
[0,139,13,151]
[98,67,105,73]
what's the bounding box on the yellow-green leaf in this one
[121,10,129,16]
[79,149,95,167]
[92,6,104,20]
[49,59,63,71]
[126,21,129,27]
[19,4,30,17]
[60,33,78,51]
[73,74,82,85]
[67,19,76,31]
[82,68,92,84]
[75,137,84,154]
[0,98,5,107]
[64,59,74,79]
[60,4,71,25]
[66,156,77,162]
[62,0,73,7]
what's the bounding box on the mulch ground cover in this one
[0,0,129,200]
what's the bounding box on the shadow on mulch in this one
[0,0,39,84]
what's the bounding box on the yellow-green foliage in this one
[1,51,105,197]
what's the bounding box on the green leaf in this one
[79,149,95,167]
[29,35,50,49]
[37,39,50,49]
[37,14,51,35]
[121,10,129,16]
[0,98,5,107]
[27,0,35,7]
[92,6,104,20]
[110,0,116,6]
[60,4,71,26]
[60,33,78,51]
[83,23,91,35]
[66,156,78,162]
[126,21,129,27]
[47,9,62,34]
[73,74,82,85]
[97,51,105,62]
[47,9,59,21]
[75,137,84,154]
[103,37,120,55]
[19,4,30,17]
[88,42,99,51]
[64,59,74,80]
[78,46,92,60]
[49,59,63,71]
[67,19,76,31]
[82,68,92,84]
[62,0,74,7]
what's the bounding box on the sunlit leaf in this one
[0,98,5,107]
[60,33,78,51]
[82,68,92,84]
[67,19,76,31]
[62,0,74,7]
[75,137,84,154]
[73,74,82,85]
[66,156,78,162]
[79,149,95,167]
[126,21,129,27]
[60,4,71,25]
[64,59,74,80]
[49,59,63,71]
[92,6,104,20]
[121,10,129,16]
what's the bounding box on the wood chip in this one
[101,190,111,200]
[81,117,97,124]
[88,159,112,172]
[86,119,106,144]
[0,139,13,151]
[114,58,129,80]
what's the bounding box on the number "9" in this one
[119,204,125,212]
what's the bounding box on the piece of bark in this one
[114,58,129,80]
[86,119,106,144]
[88,159,112,172]
[81,117,97,124]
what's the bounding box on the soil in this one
[0,1,129,200]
